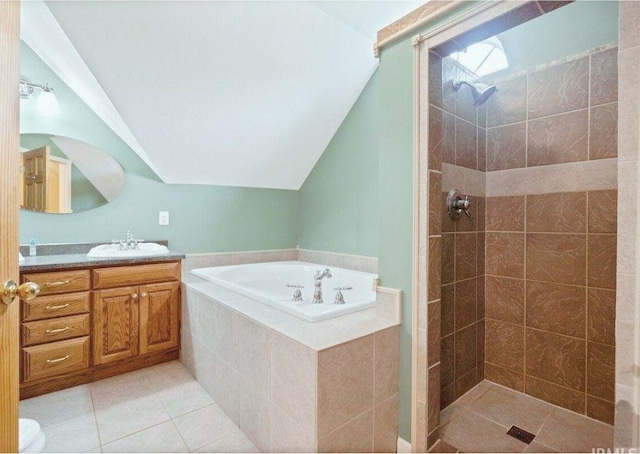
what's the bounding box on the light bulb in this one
[36,90,59,116]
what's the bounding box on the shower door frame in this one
[410,0,636,450]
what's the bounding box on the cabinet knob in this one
[132,293,138,300]
[141,292,148,298]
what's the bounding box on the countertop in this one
[19,252,185,272]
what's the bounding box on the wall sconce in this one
[19,78,59,116]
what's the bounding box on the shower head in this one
[452,79,497,106]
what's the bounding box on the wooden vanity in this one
[19,259,181,399]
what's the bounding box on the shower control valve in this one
[447,188,472,220]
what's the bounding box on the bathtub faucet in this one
[313,268,332,304]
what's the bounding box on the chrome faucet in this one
[313,268,332,304]
[113,230,144,251]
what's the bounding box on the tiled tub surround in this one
[181,272,401,453]
[182,248,378,275]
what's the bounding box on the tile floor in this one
[434,380,614,453]
[20,361,258,453]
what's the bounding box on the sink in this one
[87,243,170,258]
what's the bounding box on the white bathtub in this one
[190,261,377,322]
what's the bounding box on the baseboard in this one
[397,437,411,453]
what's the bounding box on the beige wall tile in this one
[237,317,270,395]
[317,410,374,453]
[617,163,638,278]
[238,379,271,452]
[429,237,442,301]
[373,395,399,453]
[317,335,374,437]
[429,171,442,236]
[428,301,441,367]
[270,403,316,453]
[618,47,640,162]
[374,326,400,404]
[486,159,617,197]
[619,1,640,51]
[270,333,316,435]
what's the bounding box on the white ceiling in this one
[22,1,422,190]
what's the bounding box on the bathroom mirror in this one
[19,133,125,214]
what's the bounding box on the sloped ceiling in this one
[23,1,422,190]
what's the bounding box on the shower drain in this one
[506,425,535,444]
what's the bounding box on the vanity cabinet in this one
[19,260,181,399]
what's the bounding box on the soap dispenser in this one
[29,239,37,256]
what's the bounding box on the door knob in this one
[2,280,40,305]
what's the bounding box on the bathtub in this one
[190,261,377,322]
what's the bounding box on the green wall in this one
[19,42,298,253]
[298,71,379,257]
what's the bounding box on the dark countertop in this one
[19,252,185,272]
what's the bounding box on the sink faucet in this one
[113,231,144,251]
[313,268,332,304]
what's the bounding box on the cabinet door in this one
[139,282,180,355]
[93,287,139,365]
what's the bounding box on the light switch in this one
[159,211,169,225]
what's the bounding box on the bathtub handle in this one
[287,284,304,302]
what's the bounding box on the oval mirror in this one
[20,133,125,214]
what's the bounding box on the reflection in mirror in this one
[20,134,125,214]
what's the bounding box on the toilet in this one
[19,419,46,453]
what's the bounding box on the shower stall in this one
[414,2,620,452]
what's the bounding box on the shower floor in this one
[432,380,613,453]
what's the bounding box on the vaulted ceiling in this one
[21,1,422,190]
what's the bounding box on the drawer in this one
[22,314,90,347]
[22,269,90,296]
[93,262,180,289]
[22,336,90,382]
[22,292,90,322]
